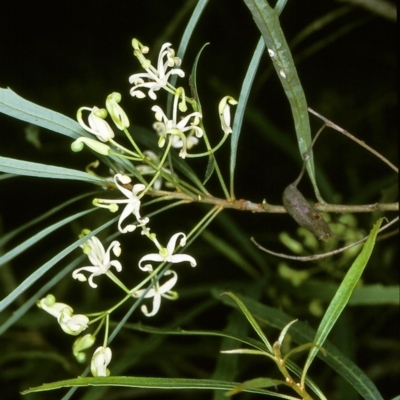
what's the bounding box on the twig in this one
[251,216,398,262]
[308,107,398,173]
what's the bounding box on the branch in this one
[147,189,398,214]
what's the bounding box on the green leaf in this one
[22,376,277,396]
[275,0,289,14]
[167,0,210,114]
[0,88,137,179]
[0,156,107,185]
[189,42,209,114]
[0,209,95,267]
[222,292,273,353]
[203,155,215,184]
[241,0,322,201]
[289,280,399,306]
[229,1,286,198]
[302,218,383,384]
[230,36,265,197]
[0,87,83,139]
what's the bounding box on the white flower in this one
[106,92,130,130]
[113,174,149,233]
[151,93,202,159]
[93,174,149,233]
[133,266,178,317]
[58,308,89,336]
[72,236,122,288]
[138,232,196,269]
[218,96,238,135]
[129,42,184,100]
[77,106,115,142]
[91,346,112,377]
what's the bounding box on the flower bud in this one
[73,334,96,363]
[71,137,110,155]
[218,96,238,135]
[106,92,130,130]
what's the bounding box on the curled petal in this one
[166,232,186,255]
[138,254,164,270]
[169,253,197,267]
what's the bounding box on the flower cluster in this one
[129,40,184,100]
[38,38,236,378]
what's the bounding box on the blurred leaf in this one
[290,281,399,306]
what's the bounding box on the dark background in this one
[0,1,397,399]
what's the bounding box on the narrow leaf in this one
[167,0,210,114]
[242,0,322,201]
[0,156,106,185]
[222,292,273,353]
[0,216,117,312]
[230,36,265,197]
[203,155,215,184]
[301,218,383,386]
[0,209,96,267]
[22,376,284,396]
[0,87,83,139]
